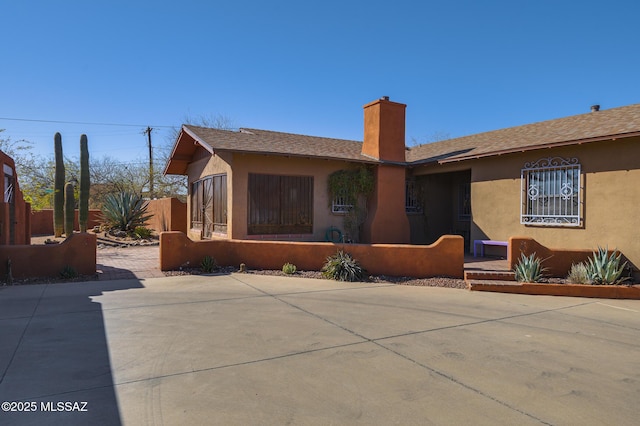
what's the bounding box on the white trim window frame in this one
[521,157,581,227]
[331,190,353,214]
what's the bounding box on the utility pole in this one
[144,126,154,198]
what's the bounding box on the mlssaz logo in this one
[41,401,88,412]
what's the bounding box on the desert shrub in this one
[567,262,592,284]
[134,226,153,239]
[513,253,547,283]
[201,255,217,273]
[585,247,629,285]
[322,250,365,282]
[282,262,297,275]
[60,265,78,279]
[101,192,152,233]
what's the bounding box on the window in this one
[3,164,14,203]
[405,179,422,213]
[458,182,471,220]
[332,189,352,214]
[521,157,581,226]
[248,173,313,234]
[191,180,203,230]
[191,174,227,238]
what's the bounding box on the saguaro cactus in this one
[64,182,75,237]
[53,133,65,237]
[79,134,90,232]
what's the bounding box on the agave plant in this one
[513,252,547,283]
[101,192,153,233]
[585,247,629,285]
[322,250,365,282]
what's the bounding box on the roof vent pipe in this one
[591,104,600,112]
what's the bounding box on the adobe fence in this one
[508,236,637,280]
[0,233,96,281]
[31,209,102,235]
[160,232,464,278]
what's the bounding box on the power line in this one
[0,116,175,128]
[144,126,154,197]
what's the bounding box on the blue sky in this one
[2,0,639,164]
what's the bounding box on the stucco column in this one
[363,165,411,244]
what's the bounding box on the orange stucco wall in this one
[145,197,187,234]
[508,236,597,278]
[187,150,359,242]
[508,236,637,281]
[186,148,232,240]
[0,232,96,280]
[31,209,102,235]
[160,231,464,278]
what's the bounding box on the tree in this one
[409,131,452,147]
[1,117,239,212]
[0,129,34,163]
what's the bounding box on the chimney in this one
[362,97,406,162]
[360,97,411,244]
[591,104,600,112]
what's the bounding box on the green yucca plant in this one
[585,247,629,285]
[322,250,365,282]
[100,192,153,233]
[513,252,547,283]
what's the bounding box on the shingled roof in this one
[406,103,640,164]
[166,103,640,175]
[165,125,374,174]
[191,125,370,161]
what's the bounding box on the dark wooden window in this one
[191,174,227,238]
[191,180,203,230]
[248,173,313,234]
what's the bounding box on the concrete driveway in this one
[0,274,638,425]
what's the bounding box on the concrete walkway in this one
[97,246,163,280]
[1,274,638,425]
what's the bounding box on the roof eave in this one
[436,131,640,164]
[212,147,378,164]
[164,126,216,175]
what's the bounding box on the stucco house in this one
[165,97,640,277]
[0,150,31,245]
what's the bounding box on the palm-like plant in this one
[101,192,152,233]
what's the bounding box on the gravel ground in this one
[164,266,469,289]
